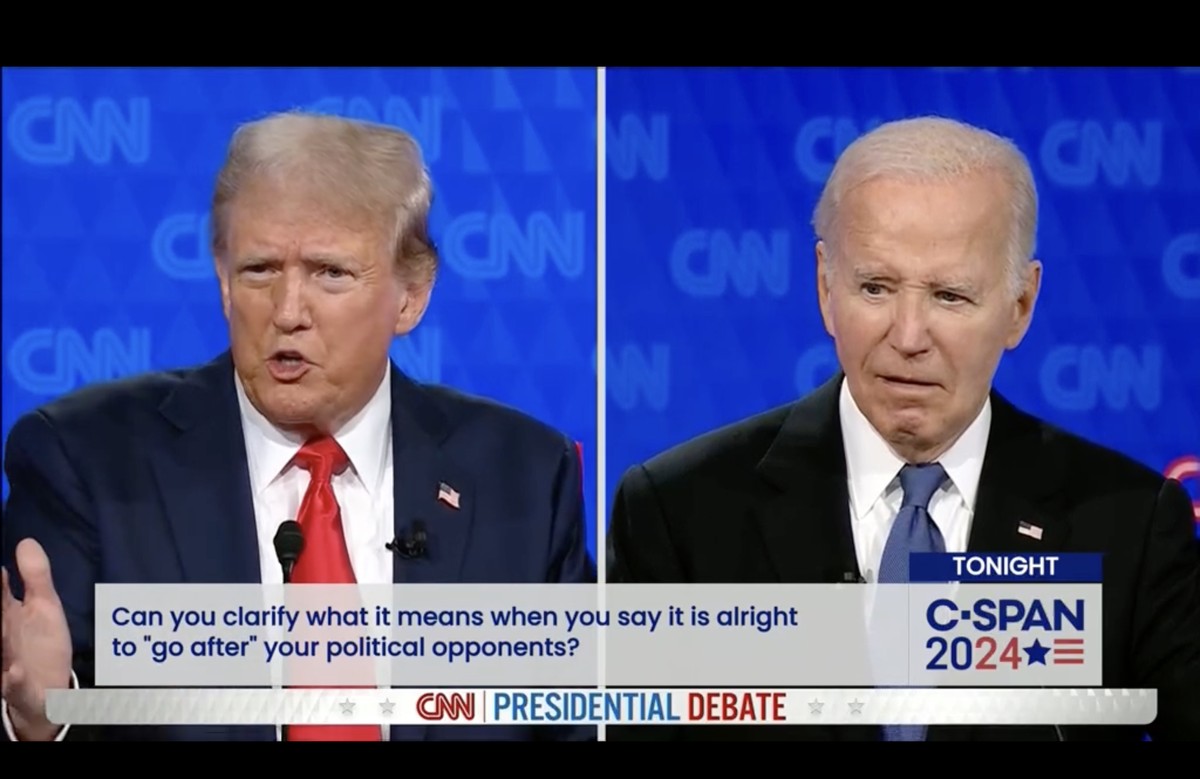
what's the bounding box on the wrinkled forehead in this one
[223,176,389,256]
[842,171,1008,228]
[836,174,1009,249]
[237,169,376,221]
[831,174,1014,283]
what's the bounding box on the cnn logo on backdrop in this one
[1165,455,1200,525]
[415,692,477,721]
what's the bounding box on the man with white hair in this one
[608,116,1200,741]
[2,111,595,742]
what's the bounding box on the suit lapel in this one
[385,365,474,743]
[386,365,475,585]
[752,374,860,584]
[967,392,1070,554]
[753,375,874,742]
[150,353,272,741]
[150,352,262,586]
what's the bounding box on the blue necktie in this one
[876,462,948,742]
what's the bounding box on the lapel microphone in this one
[387,521,428,559]
[273,520,304,583]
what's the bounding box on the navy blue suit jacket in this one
[2,352,596,741]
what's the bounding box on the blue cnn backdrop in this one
[604,66,1199,538]
[2,67,599,559]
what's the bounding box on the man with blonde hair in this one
[608,116,1200,741]
[2,111,595,742]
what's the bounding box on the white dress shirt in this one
[839,378,991,583]
[243,368,395,590]
[3,368,397,741]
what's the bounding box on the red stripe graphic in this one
[1051,638,1084,665]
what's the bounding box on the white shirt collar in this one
[235,366,393,498]
[839,377,990,520]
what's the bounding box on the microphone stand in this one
[273,521,304,743]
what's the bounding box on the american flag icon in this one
[437,481,460,510]
[1018,521,1044,540]
[1052,638,1084,664]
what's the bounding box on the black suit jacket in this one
[607,374,1200,741]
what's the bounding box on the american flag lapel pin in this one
[437,481,460,510]
[1017,521,1044,540]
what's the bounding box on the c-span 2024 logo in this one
[924,596,1085,672]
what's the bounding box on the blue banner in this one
[910,553,1105,583]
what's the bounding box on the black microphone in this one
[273,520,304,583]
[386,521,428,559]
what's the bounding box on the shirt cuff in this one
[2,669,78,741]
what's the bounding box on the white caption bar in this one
[46,688,1155,726]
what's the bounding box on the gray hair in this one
[210,110,438,284]
[812,116,1037,299]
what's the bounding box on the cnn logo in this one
[416,692,476,721]
[1164,456,1200,524]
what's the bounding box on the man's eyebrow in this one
[301,254,358,265]
[937,280,980,295]
[848,266,982,295]
[236,255,278,266]
[850,266,897,281]
[235,253,358,265]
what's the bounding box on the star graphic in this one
[809,699,824,714]
[380,699,396,715]
[339,699,355,714]
[1024,638,1050,665]
[848,699,864,714]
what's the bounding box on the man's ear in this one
[214,253,232,320]
[1005,259,1042,350]
[394,276,434,336]
[816,240,836,339]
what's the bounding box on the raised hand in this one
[2,538,74,741]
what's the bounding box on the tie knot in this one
[898,463,948,510]
[292,435,349,482]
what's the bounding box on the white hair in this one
[210,110,438,283]
[812,116,1038,299]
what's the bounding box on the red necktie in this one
[286,436,381,742]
